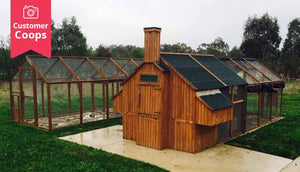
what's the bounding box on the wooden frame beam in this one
[130,58,139,67]
[43,58,60,76]
[66,58,86,80]
[58,56,81,80]
[86,57,107,79]
[110,58,129,77]
[47,83,52,129]
[26,56,49,83]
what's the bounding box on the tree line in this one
[0,14,299,80]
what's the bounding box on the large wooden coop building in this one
[113,27,285,153]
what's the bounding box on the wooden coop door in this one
[138,84,162,117]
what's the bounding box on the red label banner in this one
[11,0,51,58]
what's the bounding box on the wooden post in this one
[270,92,273,120]
[111,82,114,97]
[91,82,95,110]
[242,86,247,133]
[116,81,120,93]
[280,88,283,117]
[18,69,24,123]
[257,92,261,126]
[102,82,106,112]
[32,70,38,127]
[79,82,83,124]
[47,84,52,130]
[68,83,71,113]
[106,81,109,119]
[41,81,45,117]
[9,80,14,121]
[230,86,234,137]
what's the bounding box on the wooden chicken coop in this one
[113,27,285,153]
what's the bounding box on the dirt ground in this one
[26,108,122,129]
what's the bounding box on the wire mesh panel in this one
[122,61,138,75]
[134,59,143,65]
[45,58,73,82]
[246,92,259,130]
[234,59,270,82]
[50,84,70,115]
[260,92,271,124]
[11,73,20,92]
[30,57,58,74]
[232,103,243,135]
[217,121,230,141]
[114,59,137,75]
[248,60,281,81]
[75,60,99,80]
[272,89,281,118]
[94,83,105,108]
[221,59,257,84]
[21,70,36,125]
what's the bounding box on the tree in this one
[110,45,144,58]
[282,18,300,78]
[229,46,243,58]
[94,45,112,57]
[130,47,144,58]
[196,37,229,57]
[51,16,89,56]
[240,13,281,67]
[161,42,194,53]
[0,36,24,80]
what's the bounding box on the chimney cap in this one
[144,27,161,31]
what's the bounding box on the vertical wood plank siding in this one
[195,99,233,126]
[113,62,234,153]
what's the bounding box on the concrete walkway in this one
[281,157,300,172]
[60,125,292,172]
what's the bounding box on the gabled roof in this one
[121,61,166,85]
[11,55,143,83]
[160,53,246,91]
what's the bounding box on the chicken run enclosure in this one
[10,55,143,129]
[10,54,285,132]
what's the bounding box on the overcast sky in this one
[1,0,299,49]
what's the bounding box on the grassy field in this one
[1,80,299,171]
[0,82,166,171]
[226,81,300,159]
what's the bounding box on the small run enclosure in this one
[219,58,285,133]
[10,55,143,129]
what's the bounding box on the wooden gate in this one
[18,67,38,126]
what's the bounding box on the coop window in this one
[140,74,158,82]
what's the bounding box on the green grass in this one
[0,83,166,171]
[226,82,300,159]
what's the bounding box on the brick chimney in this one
[144,27,161,62]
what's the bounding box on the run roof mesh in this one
[13,56,143,83]
[219,58,282,84]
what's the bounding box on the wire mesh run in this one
[10,55,142,129]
